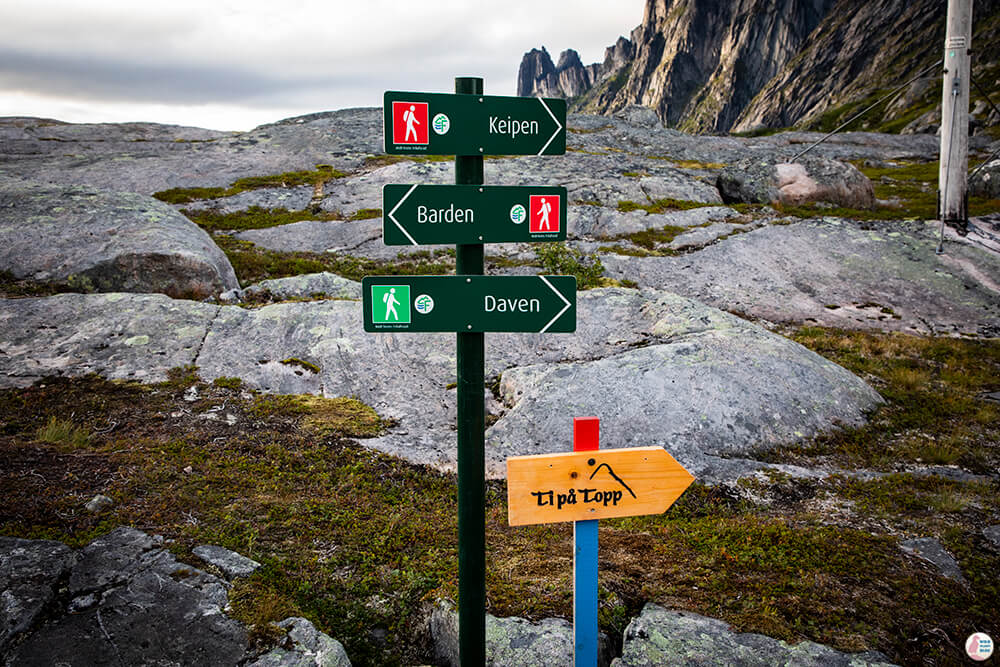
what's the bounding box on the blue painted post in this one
[573,417,600,667]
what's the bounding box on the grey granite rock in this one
[487,291,883,480]
[9,527,247,666]
[193,544,261,580]
[0,292,219,388]
[899,537,968,584]
[602,218,1000,337]
[0,536,75,651]
[430,600,611,667]
[247,617,352,667]
[613,604,896,666]
[242,272,362,302]
[0,180,238,298]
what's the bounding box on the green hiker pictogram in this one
[371,285,411,324]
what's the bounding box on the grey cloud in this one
[0,47,364,105]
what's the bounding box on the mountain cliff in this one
[517,0,1000,134]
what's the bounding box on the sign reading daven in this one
[506,446,694,526]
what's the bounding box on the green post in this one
[455,76,485,666]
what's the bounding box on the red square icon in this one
[392,101,429,145]
[529,194,560,233]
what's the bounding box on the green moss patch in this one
[617,198,712,214]
[182,207,340,233]
[214,236,453,286]
[764,328,1000,473]
[154,166,348,205]
[535,243,605,290]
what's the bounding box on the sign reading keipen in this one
[383,91,565,156]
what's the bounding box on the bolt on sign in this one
[384,91,566,156]
[506,446,694,526]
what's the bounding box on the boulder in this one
[486,290,884,481]
[717,157,875,209]
[613,604,896,666]
[247,617,352,667]
[970,159,1000,199]
[430,601,611,667]
[0,180,238,298]
[0,536,75,651]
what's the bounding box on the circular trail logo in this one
[414,294,435,315]
[432,114,450,135]
[509,204,527,224]
[967,633,994,661]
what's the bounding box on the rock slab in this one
[7,527,249,666]
[899,537,968,584]
[612,604,896,666]
[0,537,75,652]
[0,180,238,299]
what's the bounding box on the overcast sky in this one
[0,1,644,131]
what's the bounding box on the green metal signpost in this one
[367,78,569,665]
[384,90,566,156]
[362,275,576,333]
[382,184,568,245]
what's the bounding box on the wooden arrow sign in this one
[506,446,694,526]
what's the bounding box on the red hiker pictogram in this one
[529,194,560,233]
[392,101,429,145]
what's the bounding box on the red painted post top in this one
[574,417,600,452]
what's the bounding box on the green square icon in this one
[371,285,411,324]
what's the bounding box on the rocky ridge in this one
[517,0,1000,134]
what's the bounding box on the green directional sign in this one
[384,91,566,156]
[383,184,567,245]
[362,275,576,333]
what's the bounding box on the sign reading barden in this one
[506,446,694,526]
[384,91,566,156]
[362,275,576,333]
[383,184,567,245]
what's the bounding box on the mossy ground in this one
[153,166,348,205]
[1,330,998,664]
[213,236,453,287]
